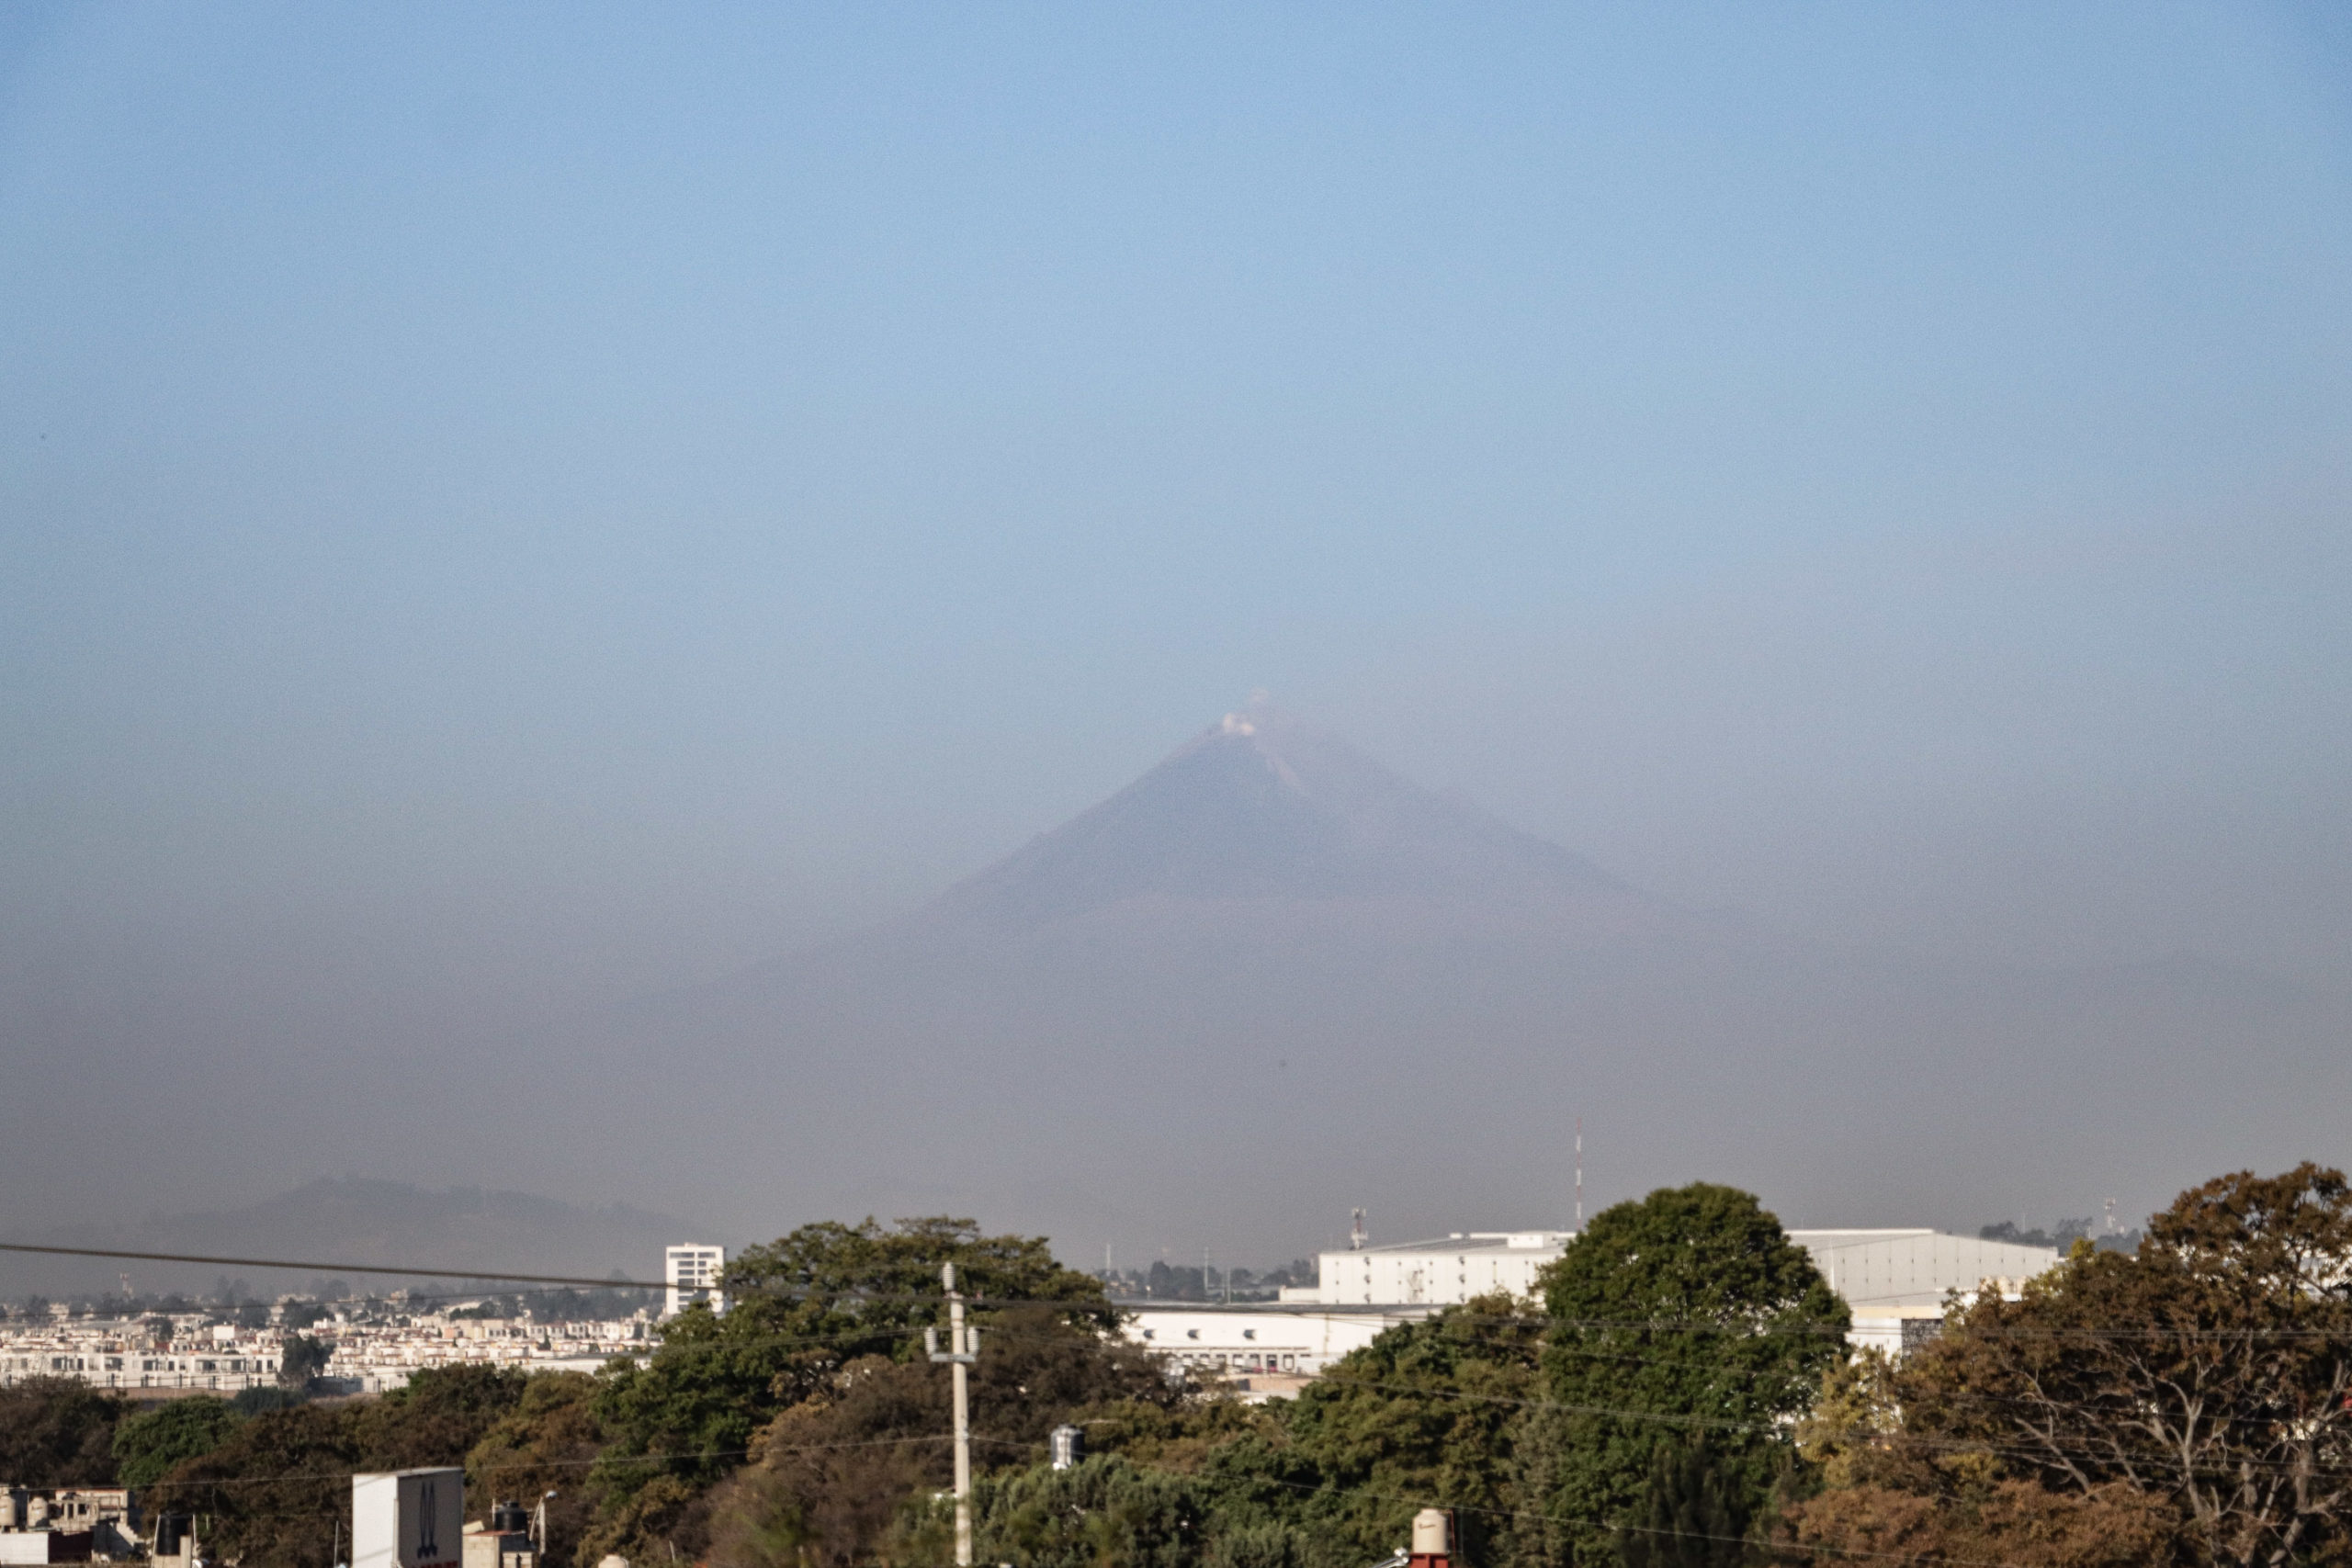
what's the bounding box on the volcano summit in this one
[526,707,2346,1258]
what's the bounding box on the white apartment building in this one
[0,1318,282,1394]
[664,1244,727,1318]
[0,1310,652,1398]
[323,1317,650,1393]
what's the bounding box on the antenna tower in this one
[1575,1117,1583,1231]
[1350,1208,1367,1251]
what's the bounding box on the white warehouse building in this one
[1118,1223,2063,1395]
[1306,1227,2059,1317]
[1794,1229,2061,1354]
[1311,1232,1573,1305]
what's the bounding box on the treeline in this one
[5,1171,2347,1567]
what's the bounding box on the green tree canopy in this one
[592,1217,1110,1506]
[279,1333,333,1389]
[1207,1293,1546,1568]
[355,1363,534,1472]
[1536,1182,1846,1561]
[145,1364,537,1568]
[0,1378,129,1487]
[697,1304,1177,1568]
[467,1373,606,1568]
[1614,1440,1746,1568]
[959,1453,1218,1568]
[112,1397,244,1488]
[148,1403,359,1568]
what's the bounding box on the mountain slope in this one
[935,709,1629,923]
[519,708,2346,1257]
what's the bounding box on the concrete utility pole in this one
[927,1263,978,1567]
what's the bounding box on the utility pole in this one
[927,1263,978,1567]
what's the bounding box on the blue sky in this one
[3,4,2348,1221]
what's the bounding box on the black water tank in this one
[492,1503,529,1535]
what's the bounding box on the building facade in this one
[1114,1301,1439,1394]
[663,1245,727,1318]
[1787,1229,2060,1355]
[1311,1232,1575,1306]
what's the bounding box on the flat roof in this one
[1110,1299,1443,1316]
[1329,1232,1575,1257]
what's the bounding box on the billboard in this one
[353,1470,463,1568]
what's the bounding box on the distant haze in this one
[2,6,2347,1275]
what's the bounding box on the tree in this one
[280,1300,332,1332]
[591,1216,1110,1508]
[280,1333,333,1389]
[148,1403,359,1568]
[355,1363,533,1471]
[959,1453,1217,1568]
[141,1364,534,1568]
[467,1372,605,1568]
[114,1397,245,1489]
[1781,1476,2177,1568]
[700,1304,1178,1568]
[1617,1440,1747,1568]
[1206,1293,1546,1568]
[0,1377,129,1486]
[1536,1183,1847,1563]
[1889,1163,2352,1568]
[232,1385,309,1416]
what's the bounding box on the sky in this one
[3,3,2348,1243]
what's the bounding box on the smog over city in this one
[5,12,2352,1561]
[6,3,2350,1272]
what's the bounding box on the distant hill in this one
[513,704,2348,1256]
[1,1177,702,1301]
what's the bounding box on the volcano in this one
[524,706,2348,1257]
[933,706,1632,923]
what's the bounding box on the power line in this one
[0,1243,664,1292]
[0,1241,1104,1311]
